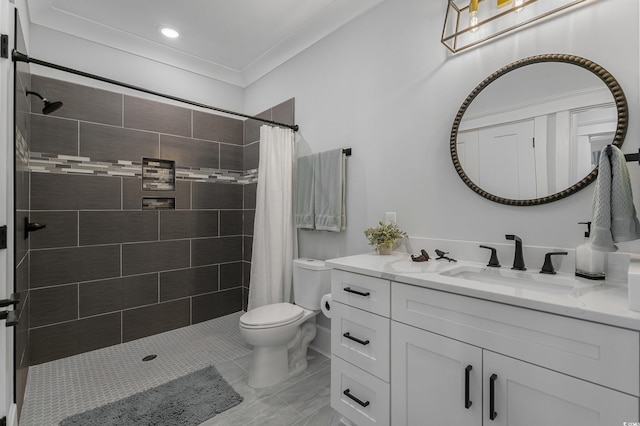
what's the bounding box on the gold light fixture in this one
[469,0,479,32]
[441,0,595,53]
[495,0,526,9]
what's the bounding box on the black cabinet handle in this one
[465,365,473,409]
[489,373,498,421]
[343,287,370,297]
[343,332,370,346]
[343,388,370,407]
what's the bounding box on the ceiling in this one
[26,0,383,87]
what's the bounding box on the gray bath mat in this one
[59,365,243,425]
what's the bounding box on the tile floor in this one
[20,311,342,426]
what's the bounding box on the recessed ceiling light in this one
[160,27,180,39]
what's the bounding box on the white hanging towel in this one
[314,148,346,232]
[295,154,316,229]
[591,145,640,252]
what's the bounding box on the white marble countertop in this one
[326,252,640,331]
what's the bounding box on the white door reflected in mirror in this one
[451,56,626,205]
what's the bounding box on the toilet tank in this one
[293,258,332,310]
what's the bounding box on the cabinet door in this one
[484,351,639,426]
[391,322,482,426]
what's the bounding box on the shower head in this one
[42,100,63,115]
[26,90,63,115]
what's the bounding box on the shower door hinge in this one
[0,225,6,249]
[0,293,19,328]
[0,310,18,327]
[0,35,8,58]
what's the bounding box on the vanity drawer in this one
[332,269,390,316]
[331,355,390,426]
[332,301,390,381]
[392,282,640,396]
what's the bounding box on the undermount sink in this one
[439,265,592,294]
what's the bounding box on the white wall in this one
[27,24,245,113]
[244,0,640,260]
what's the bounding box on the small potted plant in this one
[364,221,408,255]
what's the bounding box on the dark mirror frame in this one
[450,54,628,206]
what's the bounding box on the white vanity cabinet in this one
[330,270,391,426]
[328,259,640,426]
[391,282,640,426]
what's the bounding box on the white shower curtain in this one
[247,125,297,311]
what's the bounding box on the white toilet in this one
[239,258,331,388]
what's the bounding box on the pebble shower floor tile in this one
[20,312,251,426]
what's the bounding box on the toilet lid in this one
[240,303,304,328]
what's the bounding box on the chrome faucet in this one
[505,234,526,271]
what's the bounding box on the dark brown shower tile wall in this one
[26,76,294,365]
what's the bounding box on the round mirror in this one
[450,54,628,206]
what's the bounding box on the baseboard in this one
[6,403,17,426]
[309,324,331,357]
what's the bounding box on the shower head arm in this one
[25,89,63,115]
[25,90,46,101]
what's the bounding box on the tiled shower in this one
[14,62,294,413]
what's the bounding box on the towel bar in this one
[624,149,640,164]
[606,145,639,164]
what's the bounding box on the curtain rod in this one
[12,50,299,132]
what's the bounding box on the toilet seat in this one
[240,303,304,329]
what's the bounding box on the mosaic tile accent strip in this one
[29,152,259,184]
[142,158,175,191]
[16,129,29,171]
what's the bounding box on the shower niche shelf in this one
[142,158,175,191]
[142,197,175,210]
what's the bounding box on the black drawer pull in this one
[343,332,370,346]
[464,365,472,409]
[489,373,498,421]
[343,388,370,407]
[343,287,370,297]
